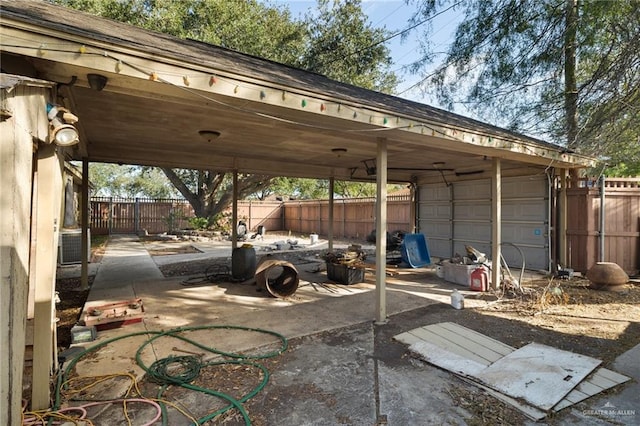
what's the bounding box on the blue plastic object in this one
[400,233,431,268]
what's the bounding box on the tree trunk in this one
[565,0,579,149]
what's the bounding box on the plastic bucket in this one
[310,233,319,244]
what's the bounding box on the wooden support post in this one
[328,177,335,252]
[232,171,238,250]
[375,138,388,324]
[0,105,34,424]
[31,143,62,410]
[558,169,568,267]
[491,158,502,289]
[80,158,89,290]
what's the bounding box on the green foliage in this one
[300,0,398,92]
[187,216,209,230]
[163,208,185,233]
[86,163,178,198]
[410,0,639,173]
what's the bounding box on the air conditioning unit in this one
[58,229,90,265]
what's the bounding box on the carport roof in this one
[0,0,597,182]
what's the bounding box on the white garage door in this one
[417,175,550,271]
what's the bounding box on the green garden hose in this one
[56,324,288,425]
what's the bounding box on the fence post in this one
[134,198,140,233]
[108,196,113,234]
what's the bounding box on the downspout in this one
[599,175,606,262]
[410,180,417,234]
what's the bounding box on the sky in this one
[268,0,465,112]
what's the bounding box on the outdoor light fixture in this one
[87,73,108,91]
[198,130,221,142]
[47,104,80,147]
[331,147,347,157]
[362,158,377,176]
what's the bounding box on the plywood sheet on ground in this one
[474,342,601,410]
[394,323,630,419]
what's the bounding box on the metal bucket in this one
[255,257,299,298]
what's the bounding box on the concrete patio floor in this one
[55,235,639,425]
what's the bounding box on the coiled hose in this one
[47,324,288,426]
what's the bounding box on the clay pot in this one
[586,262,629,291]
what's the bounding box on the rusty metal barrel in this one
[255,257,299,298]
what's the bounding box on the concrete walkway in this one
[84,235,164,308]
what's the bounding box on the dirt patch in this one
[56,276,94,348]
[147,245,203,256]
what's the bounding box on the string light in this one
[11,41,566,163]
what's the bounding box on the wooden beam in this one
[375,137,388,324]
[31,143,63,410]
[491,158,502,289]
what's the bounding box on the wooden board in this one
[83,298,144,330]
[470,342,601,410]
[553,368,631,411]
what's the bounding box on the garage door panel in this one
[502,245,547,272]
[455,202,491,220]
[454,180,490,199]
[428,239,452,258]
[420,203,451,219]
[503,200,546,221]
[455,222,491,241]
[419,184,449,201]
[502,223,547,246]
[503,176,547,197]
[420,220,450,239]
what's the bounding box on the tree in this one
[408,0,640,175]
[87,163,179,198]
[301,0,398,92]
[54,0,401,222]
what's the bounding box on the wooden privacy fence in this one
[90,197,194,234]
[567,178,640,274]
[282,194,413,239]
[90,198,283,235]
